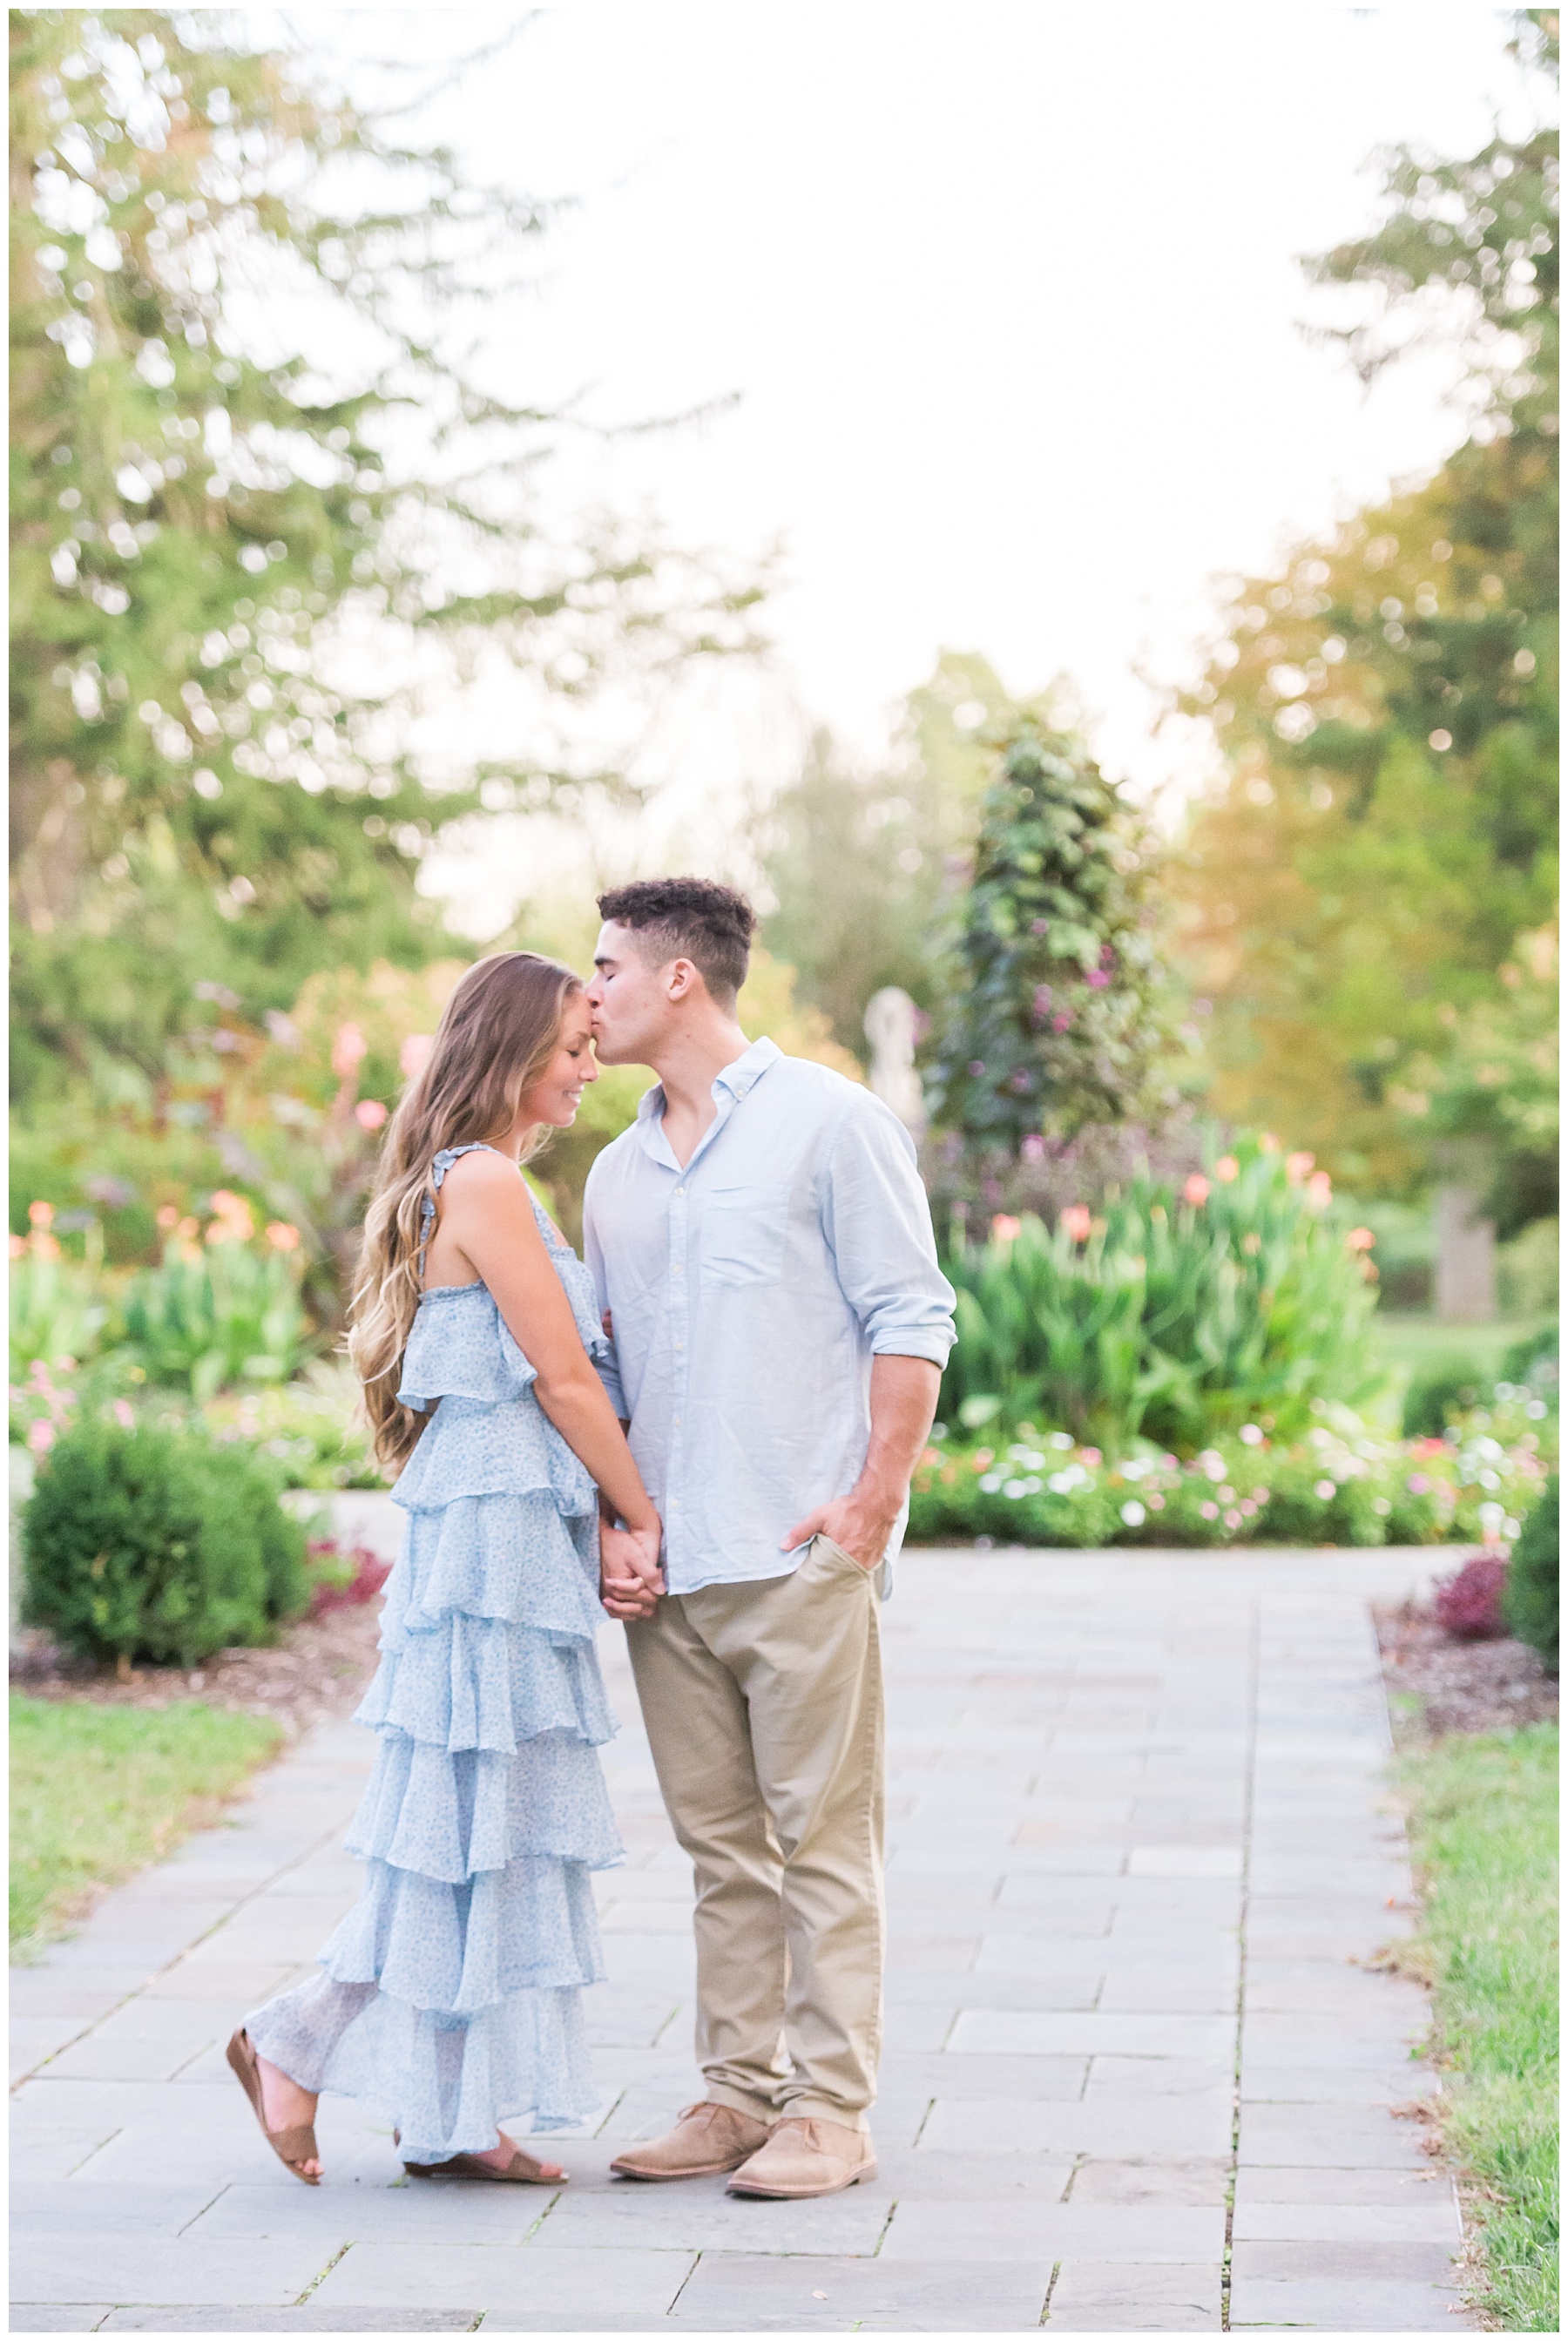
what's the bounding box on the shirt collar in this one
[634,1034,782,1124]
[713,1034,781,1101]
[632,1035,781,1167]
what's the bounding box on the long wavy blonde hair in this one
[348,950,583,1475]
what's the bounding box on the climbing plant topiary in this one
[924,717,1175,1152]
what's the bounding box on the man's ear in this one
[666,957,702,1003]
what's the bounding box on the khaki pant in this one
[624,1534,885,2131]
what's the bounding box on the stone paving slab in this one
[11,1544,1478,2331]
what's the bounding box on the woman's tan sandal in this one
[403,2148,566,2185]
[226,2027,321,2186]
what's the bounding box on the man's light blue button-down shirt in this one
[582,1038,956,1597]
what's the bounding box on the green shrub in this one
[123,1239,308,1402]
[1403,1358,1488,1438]
[22,1421,308,1668]
[1506,1475,1559,1674]
[938,1133,1380,1454]
[1503,1322,1560,1411]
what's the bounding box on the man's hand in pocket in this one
[782,1486,900,1572]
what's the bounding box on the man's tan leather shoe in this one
[727,2115,876,2199]
[610,2101,772,2181]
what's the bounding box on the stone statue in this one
[864,986,926,1138]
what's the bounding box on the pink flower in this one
[1346,1227,1375,1251]
[8,1235,24,1260]
[206,1193,254,1244]
[112,1399,135,1429]
[1020,1134,1045,1163]
[1147,1492,1165,1510]
[28,1201,54,1229]
[1314,1478,1336,1500]
[1085,969,1111,989]
[156,1204,180,1230]
[332,1023,368,1077]
[1305,1171,1333,1208]
[1059,1204,1092,1242]
[1286,1151,1315,1184]
[1199,1500,1219,1520]
[1081,1447,1103,1467]
[400,1033,434,1079]
[1051,1012,1071,1032]
[27,1418,56,1457]
[990,1214,1023,1244]
[1223,1509,1241,1530]
[265,1221,301,1252]
[1183,1174,1210,1206]
[1215,1154,1240,1182]
[1407,1473,1431,1495]
[355,1099,389,1131]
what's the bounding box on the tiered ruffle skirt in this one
[245,1367,619,2164]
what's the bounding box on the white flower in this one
[979,1473,1003,1493]
[1314,1479,1336,1500]
[1120,1500,1146,1526]
[1239,1424,1264,1446]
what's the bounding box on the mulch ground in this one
[1375,1600,1558,1739]
[9,1601,383,1743]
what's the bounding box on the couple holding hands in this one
[227,876,957,2203]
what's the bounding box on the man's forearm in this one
[858,1354,942,1504]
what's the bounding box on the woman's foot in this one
[475,2130,564,2180]
[255,2053,322,2180]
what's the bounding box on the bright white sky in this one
[311,4,1538,926]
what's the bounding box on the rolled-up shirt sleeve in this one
[820,1094,957,1364]
[581,1169,627,1417]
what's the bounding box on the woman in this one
[227,951,662,2186]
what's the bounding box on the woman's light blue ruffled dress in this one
[244,1179,620,2165]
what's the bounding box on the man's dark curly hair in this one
[597,876,756,1005]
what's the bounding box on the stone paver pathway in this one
[12,1546,1471,2332]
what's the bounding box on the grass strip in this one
[1400,1722,1559,2331]
[10,1694,282,1952]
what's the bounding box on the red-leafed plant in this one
[307,1539,391,1620]
[1435,1554,1510,1641]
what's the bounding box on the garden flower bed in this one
[909,1395,1553,1549]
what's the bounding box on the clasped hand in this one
[599,1519,664,1620]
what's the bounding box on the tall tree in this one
[1173,17,1557,1201]
[10,11,756,1109]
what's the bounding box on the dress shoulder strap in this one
[420,1143,510,1275]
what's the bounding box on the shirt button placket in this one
[669,1182,689,1579]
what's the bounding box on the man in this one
[582,876,956,2202]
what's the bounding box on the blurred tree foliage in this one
[10,11,758,1114]
[763,651,1014,1055]
[1173,18,1558,1201]
[925,719,1177,1152]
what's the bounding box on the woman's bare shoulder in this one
[437,1148,532,1213]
